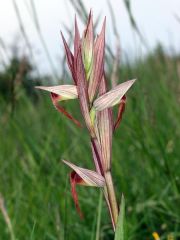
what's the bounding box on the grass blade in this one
[95,190,103,240]
[0,194,15,240]
[114,194,125,240]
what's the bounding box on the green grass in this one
[0,50,180,239]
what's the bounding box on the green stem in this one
[104,171,119,229]
[95,190,103,240]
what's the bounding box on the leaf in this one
[94,79,136,111]
[88,18,106,102]
[35,85,78,100]
[114,195,125,240]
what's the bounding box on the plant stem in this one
[104,171,118,229]
[95,190,103,240]
[0,194,15,240]
[103,186,116,231]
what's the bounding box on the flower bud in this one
[82,11,94,80]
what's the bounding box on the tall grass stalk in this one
[95,190,103,240]
[0,194,15,240]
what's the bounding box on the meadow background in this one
[0,1,180,239]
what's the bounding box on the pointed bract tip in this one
[131,78,137,83]
[74,14,81,57]
[75,14,78,26]
[103,16,106,28]
[89,9,92,18]
[86,9,93,25]
[89,9,93,21]
[75,14,80,28]
[62,159,69,165]
[98,16,106,38]
[60,31,67,45]
[74,17,79,36]
[90,10,93,22]
[121,193,125,199]
[60,31,65,40]
[84,9,93,36]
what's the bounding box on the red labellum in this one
[114,95,126,131]
[51,93,81,127]
[70,171,84,219]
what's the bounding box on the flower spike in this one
[36,11,136,230]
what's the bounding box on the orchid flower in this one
[36,11,136,231]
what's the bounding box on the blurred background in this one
[0,0,180,239]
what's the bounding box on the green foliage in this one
[0,55,41,102]
[0,49,180,239]
[115,195,125,240]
